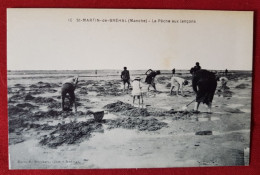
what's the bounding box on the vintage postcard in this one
[7,9,253,169]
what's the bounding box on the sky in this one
[7,9,253,70]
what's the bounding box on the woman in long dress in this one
[191,69,217,113]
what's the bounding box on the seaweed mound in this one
[235,83,249,89]
[8,105,29,116]
[122,108,150,117]
[33,109,85,119]
[78,87,88,94]
[16,103,36,108]
[47,101,61,109]
[9,118,41,133]
[14,84,24,88]
[33,97,57,103]
[25,94,35,101]
[34,109,64,118]
[106,117,167,131]
[30,82,60,89]
[9,94,25,101]
[29,84,38,88]
[39,120,103,148]
[87,80,123,96]
[104,101,134,112]
[104,101,149,117]
[28,82,59,95]
[15,103,39,111]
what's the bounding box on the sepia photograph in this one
[7,9,253,169]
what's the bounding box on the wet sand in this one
[8,71,252,169]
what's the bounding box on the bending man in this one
[145,69,161,92]
[61,76,79,112]
[170,76,189,96]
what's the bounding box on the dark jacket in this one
[121,70,130,80]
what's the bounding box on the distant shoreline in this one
[7,69,253,72]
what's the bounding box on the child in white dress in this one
[132,77,143,107]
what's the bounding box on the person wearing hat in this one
[218,76,229,90]
[144,69,161,92]
[121,67,131,92]
[132,76,143,107]
[61,75,79,112]
[170,76,189,96]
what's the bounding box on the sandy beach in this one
[7,70,252,169]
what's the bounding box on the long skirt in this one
[196,79,217,105]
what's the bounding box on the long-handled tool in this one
[74,76,79,113]
[181,99,196,111]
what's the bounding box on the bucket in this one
[93,111,104,122]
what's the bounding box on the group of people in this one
[121,67,161,106]
[121,67,161,93]
[61,62,229,114]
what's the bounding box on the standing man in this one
[61,75,79,112]
[145,69,161,92]
[225,69,228,76]
[121,67,131,92]
[172,68,176,74]
[191,69,217,113]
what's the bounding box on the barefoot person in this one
[145,69,161,92]
[191,69,217,113]
[61,76,79,112]
[121,67,131,92]
[170,76,189,96]
[132,77,143,107]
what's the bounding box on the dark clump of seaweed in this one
[39,120,103,148]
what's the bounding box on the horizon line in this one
[7,69,253,71]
